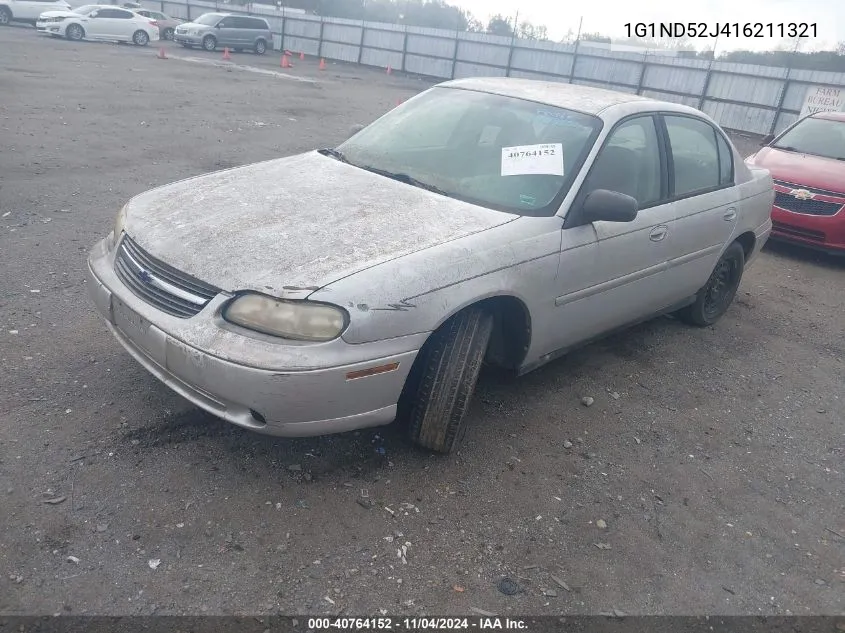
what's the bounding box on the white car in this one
[36,4,159,45]
[0,0,71,25]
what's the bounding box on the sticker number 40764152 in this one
[501,143,564,177]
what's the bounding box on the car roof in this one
[812,111,845,122]
[438,77,699,117]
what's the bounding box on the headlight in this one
[223,293,348,342]
[112,204,127,248]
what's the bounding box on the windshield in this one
[335,87,602,215]
[193,13,222,25]
[772,116,845,160]
[73,5,97,14]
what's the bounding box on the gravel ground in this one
[1,26,844,618]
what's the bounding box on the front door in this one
[554,114,679,349]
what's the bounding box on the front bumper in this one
[86,237,423,437]
[173,32,204,45]
[36,21,63,33]
[770,206,845,254]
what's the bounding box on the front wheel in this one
[132,29,149,46]
[400,306,493,454]
[65,23,84,40]
[0,7,12,25]
[202,34,216,51]
[162,27,173,40]
[676,242,745,327]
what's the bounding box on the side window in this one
[217,17,232,27]
[114,9,134,18]
[136,9,149,16]
[664,115,720,196]
[94,9,116,17]
[583,115,662,208]
[716,132,734,185]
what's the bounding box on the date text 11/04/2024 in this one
[306,618,528,630]
[624,22,817,39]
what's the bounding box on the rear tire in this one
[0,7,12,25]
[202,34,216,51]
[676,242,745,327]
[400,306,493,454]
[162,27,173,40]
[254,38,266,54]
[132,29,149,46]
[65,23,84,41]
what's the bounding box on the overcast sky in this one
[457,0,844,52]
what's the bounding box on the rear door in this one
[658,113,740,297]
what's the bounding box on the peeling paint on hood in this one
[124,151,516,297]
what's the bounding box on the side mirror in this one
[581,189,638,223]
[760,134,774,146]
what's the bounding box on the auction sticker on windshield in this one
[501,143,564,176]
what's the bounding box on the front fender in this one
[308,216,564,345]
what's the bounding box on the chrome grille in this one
[114,235,220,318]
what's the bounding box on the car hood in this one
[124,151,516,297]
[39,10,78,17]
[749,146,845,193]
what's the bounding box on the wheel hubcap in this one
[703,259,735,319]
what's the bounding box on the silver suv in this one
[173,12,272,55]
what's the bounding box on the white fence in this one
[147,0,845,136]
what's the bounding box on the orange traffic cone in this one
[157,46,167,59]
[386,65,392,75]
[281,54,290,68]
[319,58,326,70]
[299,51,304,60]
[222,47,231,60]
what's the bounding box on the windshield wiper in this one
[318,147,349,163]
[773,145,800,152]
[358,166,451,197]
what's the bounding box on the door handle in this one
[649,225,668,242]
[723,207,737,221]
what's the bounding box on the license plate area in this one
[113,297,150,339]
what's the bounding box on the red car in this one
[746,111,845,255]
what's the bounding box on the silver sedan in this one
[86,77,774,453]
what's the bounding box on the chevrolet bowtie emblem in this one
[790,189,814,200]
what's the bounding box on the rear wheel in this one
[0,7,12,25]
[400,306,493,454]
[676,242,745,327]
[254,38,266,54]
[162,27,173,40]
[65,23,84,41]
[132,29,149,46]
[202,34,216,51]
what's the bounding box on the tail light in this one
[149,19,159,26]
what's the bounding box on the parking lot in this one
[1,25,844,617]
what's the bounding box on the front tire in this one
[254,38,266,54]
[162,27,173,40]
[132,29,149,46]
[0,7,11,26]
[400,306,493,454]
[677,242,745,327]
[202,34,216,51]
[65,23,84,41]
